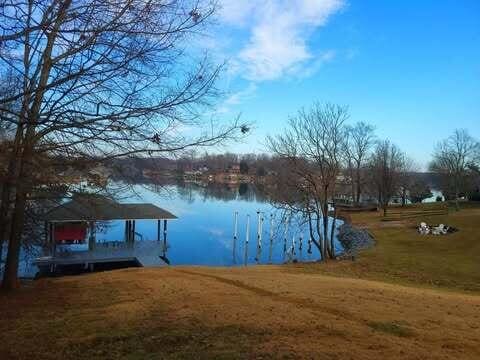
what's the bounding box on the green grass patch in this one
[367,321,415,338]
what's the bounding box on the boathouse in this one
[34,194,177,274]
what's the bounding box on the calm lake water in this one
[103,182,343,266]
[10,182,343,278]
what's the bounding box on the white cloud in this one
[218,0,345,81]
[216,82,257,114]
[218,2,256,26]
[292,49,336,79]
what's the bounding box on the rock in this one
[338,223,374,256]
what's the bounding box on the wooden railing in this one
[382,204,449,221]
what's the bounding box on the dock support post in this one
[49,222,54,255]
[268,214,274,264]
[283,215,289,261]
[244,215,250,266]
[126,220,135,248]
[52,223,57,259]
[132,220,136,242]
[299,236,303,260]
[88,222,96,251]
[44,221,48,248]
[292,236,296,257]
[255,211,262,263]
[163,220,167,256]
[50,222,56,273]
[157,220,161,242]
[233,211,238,264]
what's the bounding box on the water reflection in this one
[127,182,342,266]
[171,180,269,203]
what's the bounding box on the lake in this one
[10,182,343,278]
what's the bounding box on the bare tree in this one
[408,178,433,204]
[369,140,405,216]
[396,157,419,206]
[0,0,248,290]
[430,129,480,210]
[344,122,375,205]
[267,103,348,260]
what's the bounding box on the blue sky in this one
[208,1,480,168]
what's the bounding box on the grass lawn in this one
[0,202,479,359]
[1,267,479,359]
[287,202,480,293]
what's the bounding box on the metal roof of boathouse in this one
[44,194,177,222]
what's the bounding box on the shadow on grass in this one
[63,323,269,360]
[367,321,415,338]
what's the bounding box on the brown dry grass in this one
[1,266,479,359]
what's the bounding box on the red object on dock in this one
[54,223,87,244]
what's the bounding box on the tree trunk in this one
[307,210,321,257]
[351,180,355,205]
[355,167,361,205]
[315,215,325,260]
[1,186,27,290]
[313,198,326,260]
[2,136,33,290]
[330,205,337,259]
[348,162,355,205]
[0,186,11,266]
[455,188,460,211]
[401,187,407,207]
[0,205,10,267]
[0,125,25,260]
[322,188,331,259]
[2,154,30,290]
[323,213,331,258]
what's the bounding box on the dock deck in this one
[33,240,169,275]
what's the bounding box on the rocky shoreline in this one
[337,223,375,258]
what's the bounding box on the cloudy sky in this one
[207,0,480,168]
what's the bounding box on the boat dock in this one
[33,194,177,275]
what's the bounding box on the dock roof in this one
[43,194,177,222]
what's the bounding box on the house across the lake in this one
[34,194,177,275]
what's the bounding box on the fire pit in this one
[417,222,458,235]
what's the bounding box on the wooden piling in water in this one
[244,215,250,266]
[268,214,274,264]
[49,222,55,273]
[292,236,296,256]
[283,216,289,260]
[233,211,238,264]
[299,236,303,259]
[163,219,167,256]
[255,211,263,263]
[88,221,96,251]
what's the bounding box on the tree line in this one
[266,103,479,260]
